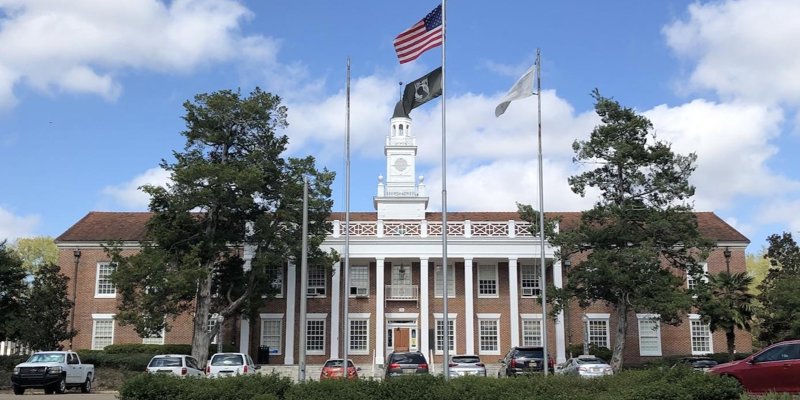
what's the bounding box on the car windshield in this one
[452,356,481,364]
[210,354,244,366]
[391,353,426,363]
[27,353,65,363]
[576,357,605,365]
[515,348,543,358]
[149,357,182,367]
[324,359,355,368]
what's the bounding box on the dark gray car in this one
[498,346,553,377]
[384,351,429,378]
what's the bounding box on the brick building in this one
[55,104,751,369]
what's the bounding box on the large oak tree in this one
[108,88,336,364]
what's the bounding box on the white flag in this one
[495,64,536,117]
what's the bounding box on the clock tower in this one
[374,101,429,219]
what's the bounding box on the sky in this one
[1,0,799,254]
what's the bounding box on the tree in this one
[17,263,76,350]
[745,248,770,296]
[108,88,336,365]
[0,240,27,341]
[694,271,754,360]
[12,236,58,274]
[756,232,800,343]
[546,90,711,371]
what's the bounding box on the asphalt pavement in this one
[0,390,118,399]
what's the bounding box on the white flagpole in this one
[441,0,450,380]
[342,56,351,371]
[535,49,549,376]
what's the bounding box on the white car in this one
[206,352,259,377]
[146,354,204,378]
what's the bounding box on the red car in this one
[709,339,800,393]
[319,359,359,380]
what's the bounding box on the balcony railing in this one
[385,285,418,305]
[330,220,546,239]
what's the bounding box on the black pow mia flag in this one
[401,66,442,117]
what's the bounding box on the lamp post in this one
[723,247,732,274]
[582,314,589,355]
[216,315,224,354]
[69,249,81,349]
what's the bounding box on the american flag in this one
[393,4,443,64]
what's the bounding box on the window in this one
[307,265,326,296]
[269,265,284,298]
[478,317,500,354]
[435,315,456,354]
[690,315,712,355]
[587,318,609,349]
[350,266,369,297]
[687,262,708,290]
[478,264,498,297]
[637,315,662,356]
[260,316,282,355]
[521,318,542,346]
[434,264,455,298]
[142,328,165,345]
[207,314,220,344]
[520,263,541,297]
[306,317,326,355]
[95,262,117,297]
[92,315,114,350]
[349,319,369,354]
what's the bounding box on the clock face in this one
[394,157,409,173]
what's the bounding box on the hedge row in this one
[119,367,742,400]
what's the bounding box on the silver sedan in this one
[448,355,487,377]
[556,355,613,378]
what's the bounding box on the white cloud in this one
[101,167,170,210]
[664,0,800,105]
[0,206,39,241]
[0,0,275,106]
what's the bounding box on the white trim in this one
[348,318,370,355]
[520,313,543,319]
[305,318,326,356]
[476,313,501,319]
[375,258,385,366]
[91,313,115,319]
[477,318,501,355]
[464,259,475,354]
[477,264,499,298]
[432,313,458,319]
[284,261,296,364]
[94,262,117,298]
[637,316,662,357]
[349,265,370,297]
[349,313,371,319]
[434,316,457,355]
[586,313,610,319]
[688,314,713,355]
[419,258,429,356]
[260,317,283,355]
[385,312,419,319]
[307,313,328,319]
[331,261,341,358]
[260,313,284,319]
[91,316,115,351]
[508,259,519,346]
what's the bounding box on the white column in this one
[331,261,341,358]
[375,258,385,365]
[239,317,250,354]
[508,258,520,347]
[419,258,429,357]
[553,259,567,363]
[464,258,475,354]
[285,261,297,364]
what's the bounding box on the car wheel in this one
[12,385,25,395]
[81,374,93,393]
[55,375,67,394]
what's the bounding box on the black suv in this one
[384,351,429,378]
[498,346,554,377]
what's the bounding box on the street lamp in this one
[582,314,589,355]
[69,249,81,349]
[723,247,732,274]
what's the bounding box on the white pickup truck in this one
[10,351,94,395]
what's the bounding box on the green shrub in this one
[119,372,293,400]
[104,343,193,355]
[0,354,29,369]
[77,350,154,371]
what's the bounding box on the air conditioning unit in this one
[522,287,537,297]
[353,287,368,297]
[307,287,325,296]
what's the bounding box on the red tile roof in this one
[56,211,748,243]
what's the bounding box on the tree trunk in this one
[610,302,629,372]
[192,272,214,367]
[725,327,736,362]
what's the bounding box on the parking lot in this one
[0,391,117,399]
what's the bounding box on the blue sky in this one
[1,0,799,254]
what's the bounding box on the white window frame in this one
[689,314,713,355]
[687,262,709,290]
[477,313,501,355]
[307,265,326,297]
[350,265,369,297]
[306,313,327,355]
[586,313,610,349]
[434,313,457,355]
[434,264,456,298]
[637,314,662,356]
[520,314,543,346]
[520,263,541,297]
[259,314,283,355]
[270,265,284,298]
[141,328,165,345]
[348,314,370,355]
[95,262,117,298]
[207,313,221,344]
[91,314,115,350]
[477,264,498,298]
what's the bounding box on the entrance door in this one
[393,328,410,352]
